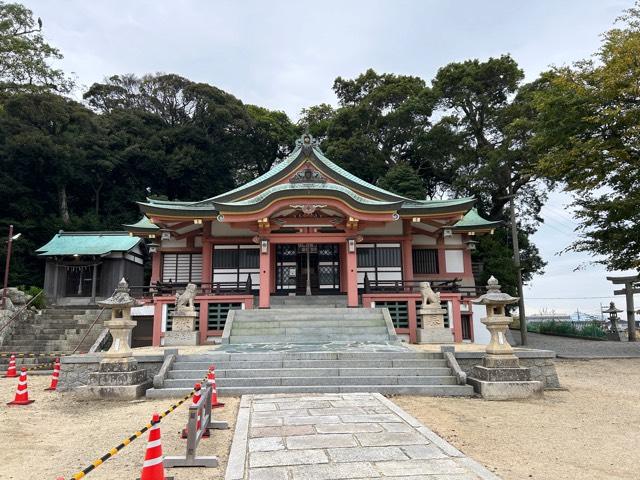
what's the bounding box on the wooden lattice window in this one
[207,303,242,331]
[412,248,439,274]
[376,301,409,329]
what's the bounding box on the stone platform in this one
[226,392,500,480]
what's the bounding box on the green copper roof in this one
[214,182,404,212]
[122,215,160,232]
[452,208,501,231]
[37,232,142,256]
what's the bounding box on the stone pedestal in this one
[417,306,454,344]
[467,276,543,400]
[79,358,151,400]
[164,309,199,346]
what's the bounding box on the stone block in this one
[286,433,357,450]
[248,437,285,452]
[315,423,383,434]
[250,425,315,438]
[416,327,454,344]
[327,446,409,462]
[249,467,289,480]
[249,449,329,468]
[467,377,544,400]
[401,444,449,460]
[356,432,426,447]
[76,380,151,400]
[289,462,381,479]
[375,458,467,476]
[482,355,520,369]
[471,365,531,382]
[164,330,199,346]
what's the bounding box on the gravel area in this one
[0,375,239,480]
[512,331,640,358]
[394,358,640,480]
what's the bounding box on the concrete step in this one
[163,375,460,388]
[233,313,384,321]
[169,359,448,372]
[146,384,474,398]
[175,351,442,362]
[234,319,384,329]
[193,367,454,378]
[229,326,389,336]
[228,335,390,343]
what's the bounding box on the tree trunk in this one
[58,185,70,224]
[94,182,103,216]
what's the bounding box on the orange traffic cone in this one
[45,358,61,391]
[181,383,209,438]
[208,366,225,409]
[7,367,34,405]
[140,413,165,480]
[4,354,17,378]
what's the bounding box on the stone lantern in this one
[602,302,622,341]
[467,276,543,400]
[80,278,151,399]
[99,278,140,362]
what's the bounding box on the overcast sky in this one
[23,0,639,317]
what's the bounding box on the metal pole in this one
[2,225,14,309]
[625,282,636,342]
[509,192,527,346]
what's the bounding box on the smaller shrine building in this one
[125,135,499,346]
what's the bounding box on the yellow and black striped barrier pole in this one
[0,352,70,358]
[25,362,54,372]
[68,374,208,479]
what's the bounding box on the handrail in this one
[71,306,107,355]
[129,280,255,298]
[364,279,485,298]
[0,289,44,336]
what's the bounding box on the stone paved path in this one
[225,393,499,480]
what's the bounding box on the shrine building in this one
[124,134,499,346]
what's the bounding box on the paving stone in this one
[401,444,449,459]
[284,415,342,425]
[250,425,315,438]
[248,467,289,480]
[375,458,469,476]
[252,416,284,427]
[315,422,384,434]
[340,414,403,423]
[249,449,329,468]
[382,422,415,433]
[286,433,357,450]
[248,436,285,452]
[308,407,366,416]
[289,461,381,479]
[356,432,427,447]
[254,409,310,418]
[253,402,278,412]
[277,400,332,409]
[328,446,409,462]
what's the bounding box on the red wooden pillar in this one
[402,220,413,283]
[451,296,463,343]
[198,300,208,345]
[259,241,271,308]
[150,252,162,284]
[346,239,358,307]
[340,243,347,293]
[407,298,417,343]
[152,301,163,346]
[201,221,213,292]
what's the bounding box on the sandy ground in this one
[394,358,640,480]
[1,360,639,479]
[0,375,239,480]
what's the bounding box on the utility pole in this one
[509,187,527,346]
[2,225,14,309]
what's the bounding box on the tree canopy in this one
[531,4,640,271]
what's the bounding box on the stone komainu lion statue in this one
[175,283,197,311]
[420,281,440,306]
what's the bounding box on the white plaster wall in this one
[472,303,491,344]
[411,235,437,246]
[360,221,403,236]
[444,250,465,273]
[212,221,255,237]
[444,234,463,245]
[160,238,187,248]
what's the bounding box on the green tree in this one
[378,163,425,199]
[0,2,71,93]
[532,5,640,271]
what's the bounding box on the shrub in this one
[17,285,46,310]
[527,320,605,339]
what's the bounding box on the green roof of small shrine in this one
[37,232,142,256]
[452,208,501,231]
[122,215,160,232]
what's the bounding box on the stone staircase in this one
[0,307,108,366]
[225,307,396,344]
[146,350,474,398]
